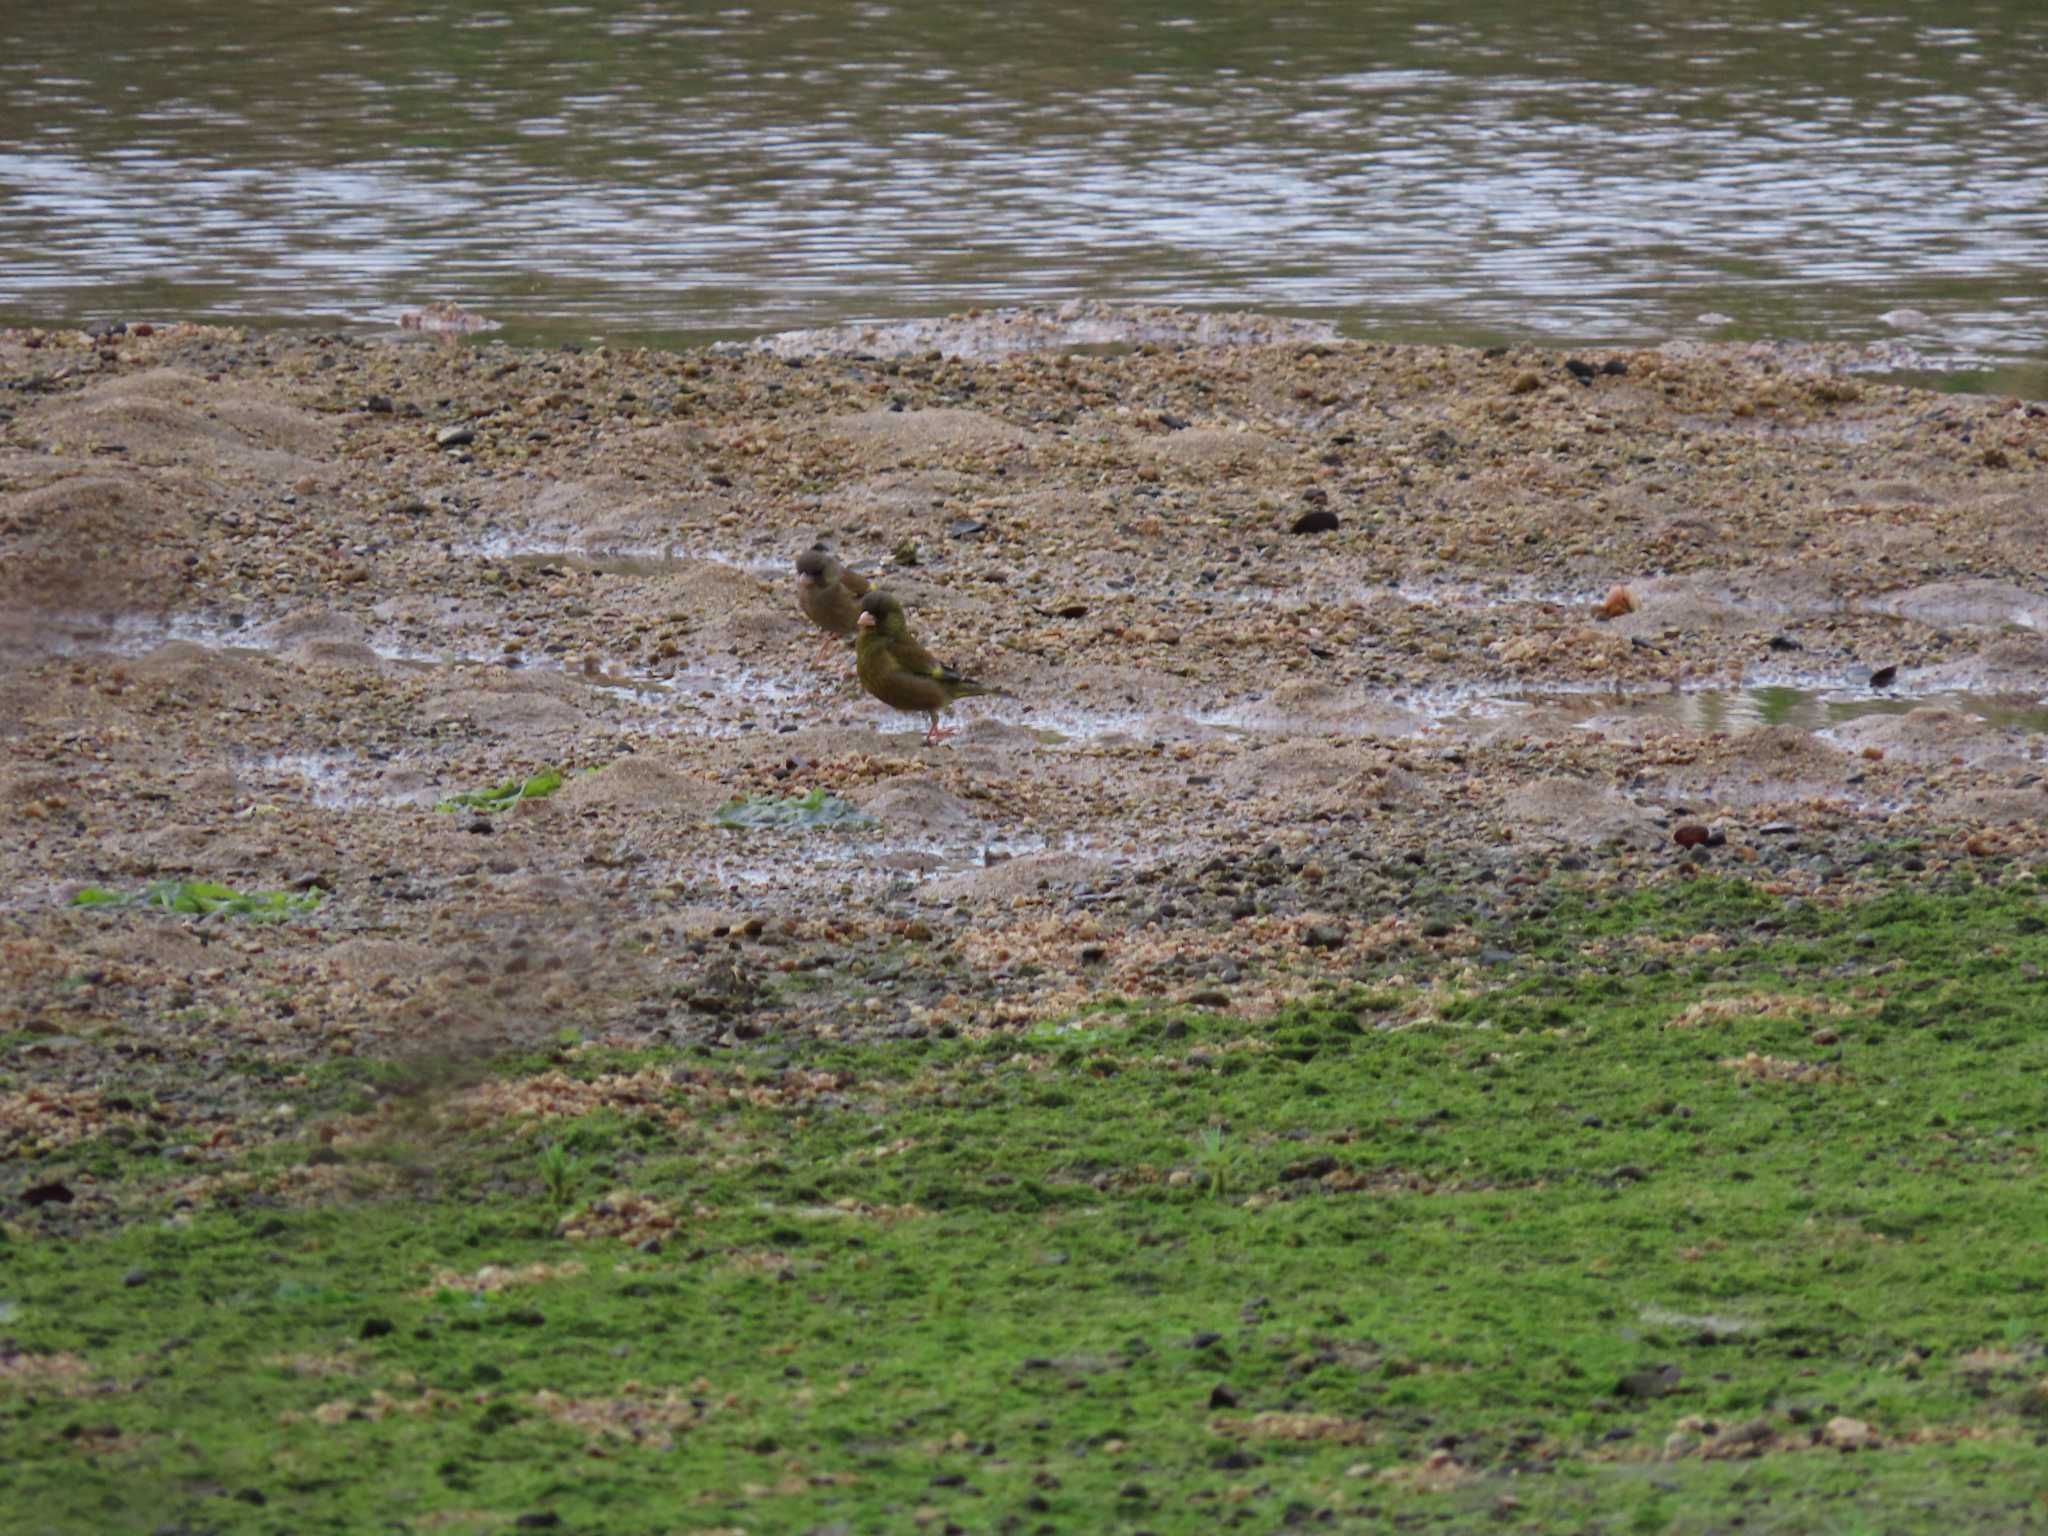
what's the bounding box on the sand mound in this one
[418,675,590,737]
[1500,776,1659,848]
[825,408,1041,458]
[1221,740,1383,795]
[0,462,210,621]
[554,755,725,817]
[21,367,335,469]
[924,852,1111,904]
[1827,707,2028,769]
[1912,633,2048,693]
[1654,726,1854,808]
[857,777,985,836]
[1226,682,1422,737]
[1875,580,2048,631]
[1133,426,1284,470]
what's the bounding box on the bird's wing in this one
[887,633,956,681]
[840,567,872,598]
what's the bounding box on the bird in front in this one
[854,591,1005,744]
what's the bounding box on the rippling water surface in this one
[3,0,2044,381]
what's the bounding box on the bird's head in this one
[794,547,835,589]
[857,591,907,637]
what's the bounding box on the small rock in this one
[1290,508,1341,535]
[1509,370,1543,395]
[1868,664,1898,688]
[1564,358,1596,384]
[1076,942,1108,965]
[1822,1415,1879,1450]
[1301,923,1345,950]
[360,1317,395,1340]
[1616,1363,1681,1399]
[892,540,920,566]
[435,424,475,448]
[1767,634,1802,652]
[1599,584,1637,619]
[946,518,986,538]
[1207,1382,1241,1408]
[1280,1155,1340,1182]
[1673,824,1711,848]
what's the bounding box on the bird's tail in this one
[955,681,1012,700]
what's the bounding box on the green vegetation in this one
[434,767,568,813]
[712,786,876,829]
[67,879,324,921]
[535,1141,578,1210]
[6,876,2048,1534]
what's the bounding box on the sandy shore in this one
[4,307,2046,1088]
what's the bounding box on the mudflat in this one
[3,312,2046,1533]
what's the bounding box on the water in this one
[5,0,2046,385]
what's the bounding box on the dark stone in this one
[1280,1155,1341,1182]
[514,1515,561,1530]
[1290,509,1341,535]
[22,1180,73,1206]
[1208,1382,1241,1408]
[1767,634,1802,652]
[1564,358,1597,384]
[1869,665,1898,688]
[1616,1364,1681,1399]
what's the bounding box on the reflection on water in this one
[1557,686,2048,739]
[2,0,2045,384]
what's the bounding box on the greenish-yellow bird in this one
[794,546,871,662]
[855,591,1005,744]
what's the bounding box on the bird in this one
[854,591,1006,744]
[794,546,871,662]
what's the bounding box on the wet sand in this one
[4,309,2046,1081]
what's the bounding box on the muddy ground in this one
[3,307,2046,1166]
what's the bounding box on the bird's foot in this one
[812,634,842,664]
[923,719,955,745]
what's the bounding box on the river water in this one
[2,0,2044,388]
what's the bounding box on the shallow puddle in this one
[1535,684,2048,739]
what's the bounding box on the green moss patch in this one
[7,876,2048,1533]
[434,768,567,813]
[711,787,876,829]
[67,880,324,922]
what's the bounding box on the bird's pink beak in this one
[857,610,876,628]
[798,572,818,587]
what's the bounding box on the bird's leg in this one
[923,713,954,745]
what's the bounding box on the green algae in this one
[67,880,324,922]
[6,875,2048,1534]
